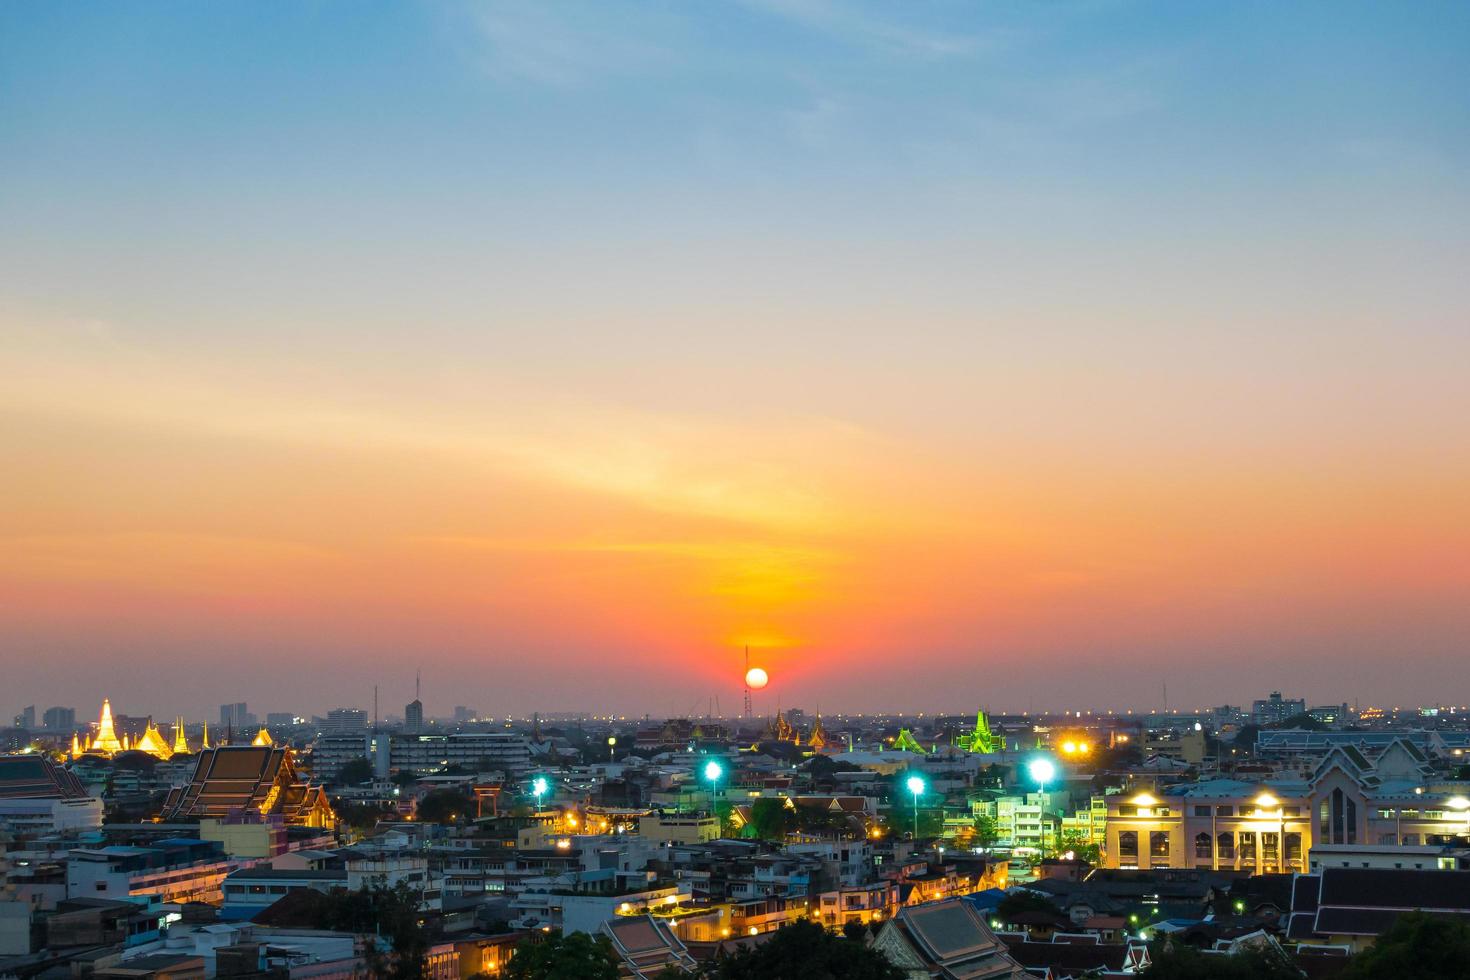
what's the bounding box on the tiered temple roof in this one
[163,744,334,828]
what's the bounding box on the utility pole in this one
[743,646,752,719]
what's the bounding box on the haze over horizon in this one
[3,1,1468,719]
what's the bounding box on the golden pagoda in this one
[200,721,211,749]
[134,720,173,759]
[91,699,124,754]
[251,727,274,747]
[70,733,83,758]
[172,717,189,755]
[807,715,828,752]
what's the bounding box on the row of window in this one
[1116,830,1304,861]
[1191,805,1302,818]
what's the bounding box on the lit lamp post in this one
[532,776,549,812]
[607,736,617,763]
[906,775,926,840]
[1028,758,1057,859]
[704,759,723,800]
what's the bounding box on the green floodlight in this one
[531,776,549,808]
[704,760,724,783]
[1028,757,1056,788]
[906,774,926,839]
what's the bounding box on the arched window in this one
[1217,832,1235,859]
[1150,831,1171,858]
[1195,833,1212,859]
[1118,831,1138,859]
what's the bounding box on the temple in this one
[892,728,927,754]
[163,744,335,828]
[957,709,1002,754]
[71,699,199,760]
[88,698,124,755]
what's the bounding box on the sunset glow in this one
[2,2,1468,717]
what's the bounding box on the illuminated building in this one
[163,744,335,828]
[251,727,274,747]
[133,720,174,759]
[891,729,927,754]
[90,699,124,755]
[1099,741,1467,873]
[765,710,799,745]
[806,715,828,753]
[172,717,190,755]
[958,710,1002,754]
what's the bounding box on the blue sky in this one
[2,2,1469,715]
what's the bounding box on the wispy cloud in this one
[743,0,997,60]
[458,1,687,86]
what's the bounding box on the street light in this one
[704,759,723,799]
[532,776,549,811]
[1028,758,1057,858]
[906,774,926,839]
[607,736,617,763]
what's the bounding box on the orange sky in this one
[3,1,1469,718]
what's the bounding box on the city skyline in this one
[3,2,1469,714]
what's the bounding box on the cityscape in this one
[4,2,1470,980]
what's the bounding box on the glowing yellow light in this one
[1132,793,1158,807]
[1078,742,1090,754]
[1061,741,1077,754]
[1255,793,1278,808]
[748,927,759,936]
[1446,797,1470,811]
[745,667,769,690]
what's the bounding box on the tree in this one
[1056,830,1100,865]
[336,756,376,785]
[504,930,620,980]
[745,798,792,840]
[1342,911,1470,980]
[415,788,474,824]
[972,814,1000,850]
[995,891,1061,922]
[267,879,428,979]
[705,919,903,980]
[1140,943,1301,980]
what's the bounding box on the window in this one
[1378,808,1395,819]
[1194,806,1211,817]
[1119,831,1138,859]
[1215,805,1233,817]
[1239,804,1257,817]
[1239,832,1256,860]
[1195,833,1212,859]
[1282,806,1301,818]
[1155,807,1172,817]
[1119,805,1138,817]
[1404,834,1420,845]
[1150,831,1171,858]
[1263,833,1279,860]
[1217,832,1235,859]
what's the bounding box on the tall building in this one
[453,706,477,724]
[323,708,368,730]
[12,706,36,731]
[404,699,424,732]
[219,703,254,729]
[42,706,76,731]
[1253,692,1307,726]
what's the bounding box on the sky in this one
[2,1,1469,721]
